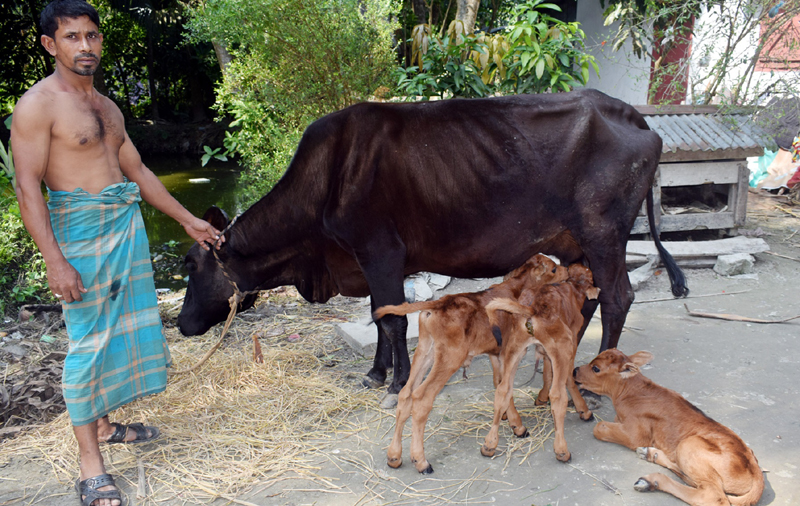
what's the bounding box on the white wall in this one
[576,1,651,105]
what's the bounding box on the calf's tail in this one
[485,298,533,346]
[373,300,441,320]
[646,187,689,297]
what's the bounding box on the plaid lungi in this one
[48,181,170,426]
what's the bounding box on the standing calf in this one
[573,349,764,506]
[375,254,588,473]
[484,263,600,462]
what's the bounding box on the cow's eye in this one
[186,262,198,273]
[592,365,600,373]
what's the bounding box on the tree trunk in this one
[93,64,108,96]
[412,0,428,25]
[146,30,159,121]
[456,0,480,34]
[212,40,233,75]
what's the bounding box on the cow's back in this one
[311,90,661,279]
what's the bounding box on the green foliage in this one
[395,0,597,100]
[187,0,398,202]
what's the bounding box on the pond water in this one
[138,155,248,289]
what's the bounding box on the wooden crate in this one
[631,159,750,234]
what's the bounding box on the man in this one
[10,1,223,505]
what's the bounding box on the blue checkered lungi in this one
[48,181,170,426]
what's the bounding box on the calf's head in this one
[573,349,653,397]
[507,254,568,286]
[177,206,259,336]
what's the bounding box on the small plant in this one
[1,116,15,190]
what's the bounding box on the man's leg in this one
[74,422,120,506]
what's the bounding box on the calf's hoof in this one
[513,426,529,438]
[380,393,399,410]
[580,390,602,410]
[634,478,656,492]
[480,445,497,457]
[387,456,402,469]
[534,398,548,407]
[411,459,433,474]
[579,411,595,422]
[555,451,571,463]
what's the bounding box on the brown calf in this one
[573,349,764,506]
[374,254,575,473]
[484,263,600,462]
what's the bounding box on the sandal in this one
[75,473,122,506]
[104,422,160,444]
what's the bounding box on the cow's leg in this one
[363,297,393,389]
[584,246,632,351]
[388,323,435,469]
[357,236,410,394]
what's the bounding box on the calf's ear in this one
[629,351,654,367]
[585,286,600,300]
[619,362,641,379]
[202,206,230,231]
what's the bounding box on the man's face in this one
[43,15,103,76]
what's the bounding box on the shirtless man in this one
[11,1,222,505]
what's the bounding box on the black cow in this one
[178,89,688,395]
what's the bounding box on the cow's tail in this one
[485,298,533,346]
[373,300,441,320]
[646,187,689,297]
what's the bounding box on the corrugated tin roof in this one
[642,113,767,162]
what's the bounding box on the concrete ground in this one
[1,192,797,506]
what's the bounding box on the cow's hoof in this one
[555,451,571,463]
[480,445,496,457]
[634,478,655,492]
[380,393,399,409]
[361,375,384,389]
[387,456,402,469]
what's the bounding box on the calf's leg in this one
[544,342,573,462]
[482,342,528,457]
[387,326,436,469]
[633,473,729,506]
[489,355,527,437]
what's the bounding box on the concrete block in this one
[336,312,420,356]
[713,253,755,276]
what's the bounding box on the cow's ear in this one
[202,206,230,231]
[629,351,654,367]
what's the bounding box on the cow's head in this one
[177,206,259,336]
[573,349,653,397]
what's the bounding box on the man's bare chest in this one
[52,99,124,150]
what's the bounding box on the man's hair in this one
[40,0,100,39]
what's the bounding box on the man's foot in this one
[100,423,159,444]
[75,474,122,506]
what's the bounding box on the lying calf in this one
[374,254,570,473]
[484,263,599,462]
[573,349,764,506]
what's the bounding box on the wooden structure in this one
[631,105,766,234]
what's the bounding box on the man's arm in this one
[11,93,87,303]
[117,129,222,251]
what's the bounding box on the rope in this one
[171,214,261,375]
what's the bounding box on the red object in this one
[650,16,694,105]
